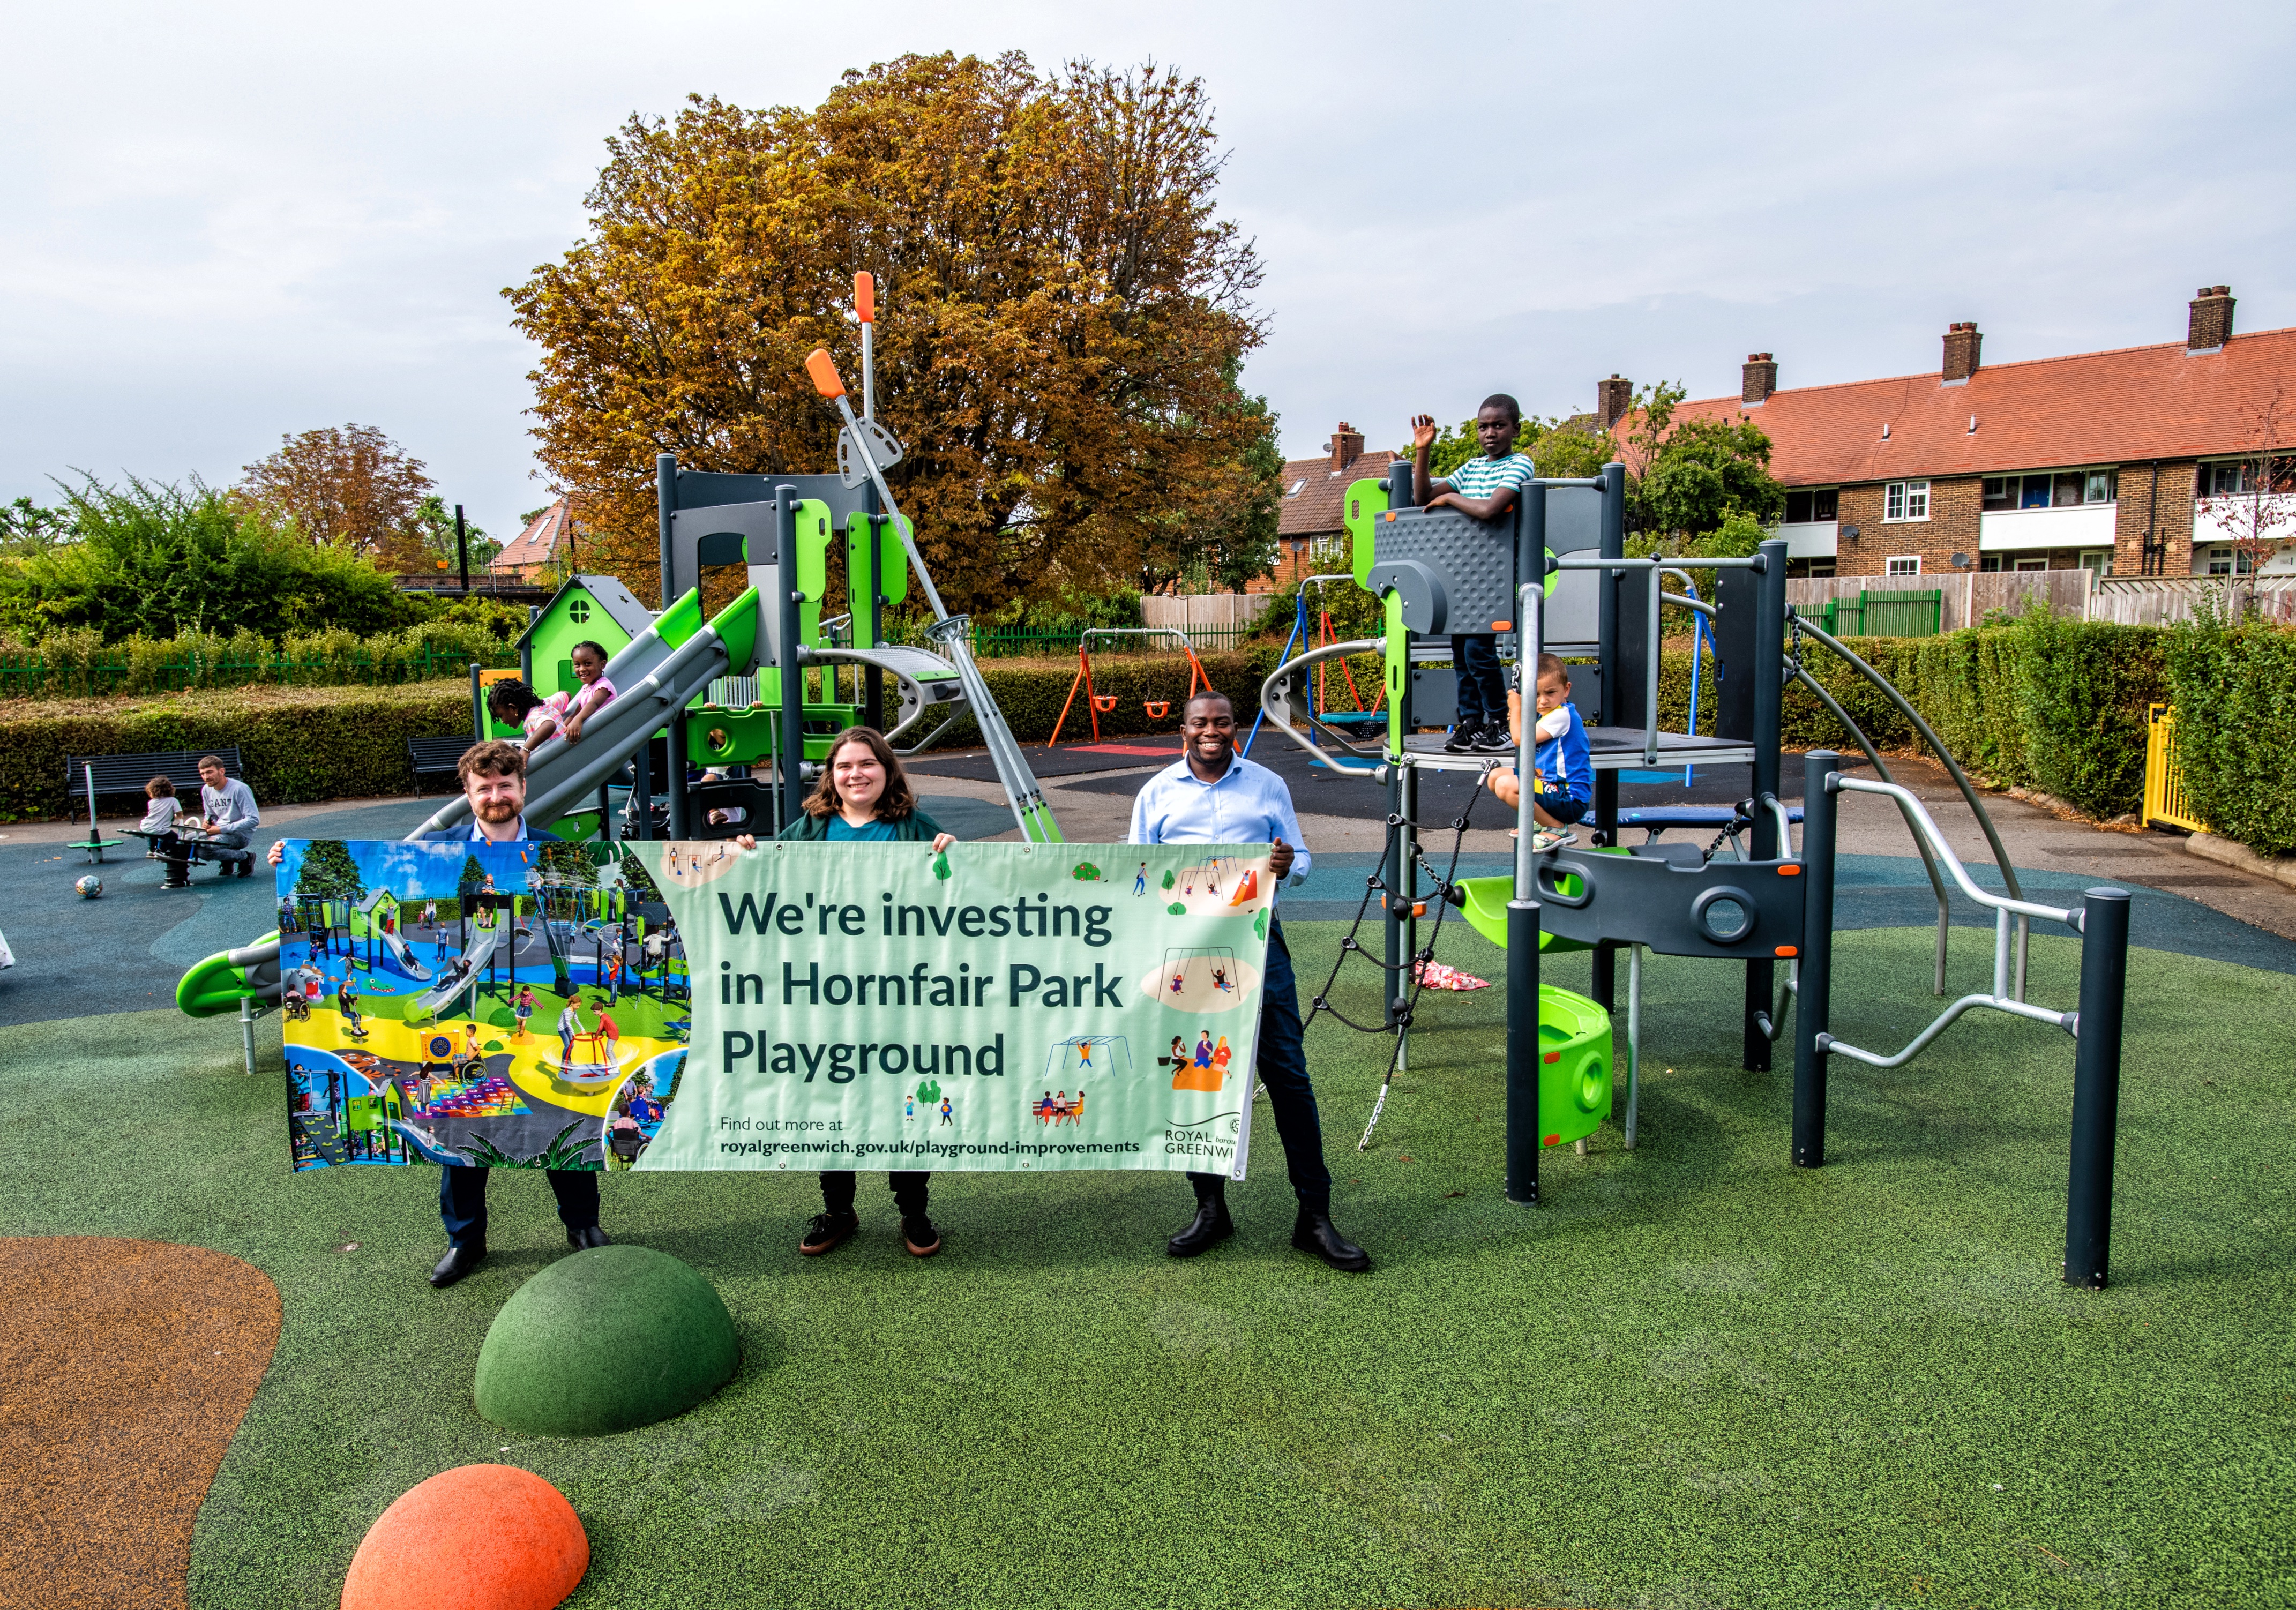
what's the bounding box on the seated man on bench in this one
[184,754,260,878]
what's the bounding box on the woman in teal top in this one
[738,726,954,1258]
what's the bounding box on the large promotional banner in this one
[635,840,1274,1177]
[275,839,1271,1177]
[276,838,688,1174]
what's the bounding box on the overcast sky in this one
[8,1,2292,543]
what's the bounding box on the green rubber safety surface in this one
[475,1245,738,1436]
[3,923,2293,1608]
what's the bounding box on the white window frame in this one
[1883,480,1931,522]
[1884,555,1922,577]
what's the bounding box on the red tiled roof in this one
[1278,450,1397,538]
[491,499,569,570]
[1646,326,2296,485]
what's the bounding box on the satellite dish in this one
[1951,552,1971,568]
[837,419,906,489]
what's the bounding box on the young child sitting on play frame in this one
[1489,654,1592,829]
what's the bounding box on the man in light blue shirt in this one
[1128,691,1368,1272]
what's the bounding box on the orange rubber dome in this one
[342,1464,587,1610]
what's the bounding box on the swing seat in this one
[1143,700,1170,720]
[1090,694,1119,714]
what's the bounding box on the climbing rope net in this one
[1298,767,1491,1151]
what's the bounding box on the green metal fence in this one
[1815,589,1942,638]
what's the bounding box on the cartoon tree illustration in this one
[915,1079,943,1105]
[296,840,365,903]
[1160,868,1176,891]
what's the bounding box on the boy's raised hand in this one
[1410,414,1439,452]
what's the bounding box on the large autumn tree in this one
[506,53,1272,613]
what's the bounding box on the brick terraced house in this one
[1648,287,2294,580]
[1270,422,1397,586]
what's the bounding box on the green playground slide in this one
[177,931,280,1017]
[1451,875,1595,954]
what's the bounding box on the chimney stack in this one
[1596,374,1633,431]
[2188,286,2234,353]
[1942,322,1982,384]
[1326,422,1364,472]
[1741,353,1777,406]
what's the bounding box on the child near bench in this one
[139,776,188,882]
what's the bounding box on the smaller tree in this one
[0,497,76,559]
[236,424,435,571]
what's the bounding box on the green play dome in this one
[475,1245,739,1436]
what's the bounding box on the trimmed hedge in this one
[2163,614,2296,856]
[1,682,480,821]
[4,627,2171,825]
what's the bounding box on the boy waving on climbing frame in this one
[1409,396,1534,756]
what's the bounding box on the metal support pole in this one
[455,504,468,594]
[1505,895,1542,1203]
[1385,763,1407,1031]
[468,663,483,750]
[775,486,807,822]
[1624,943,1642,1149]
[631,738,652,842]
[1792,751,1842,1166]
[667,711,689,840]
[656,453,677,609]
[2065,887,2130,1289]
[239,994,257,1078]
[863,512,885,732]
[520,606,536,690]
[1744,539,1788,1072]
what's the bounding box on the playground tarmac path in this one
[0,1238,279,1610]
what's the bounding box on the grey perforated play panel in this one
[1368,508,1515,636]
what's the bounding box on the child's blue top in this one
[1532,701,1594,803]
[1439,452,1535,501]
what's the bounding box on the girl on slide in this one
[736,726,955,1260]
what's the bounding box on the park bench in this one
[63,747,244,863]
[407,735,478,795]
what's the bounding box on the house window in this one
[1980,553,2003,572]
[1883,481,1929,521]
[1983,470,2118,511]
[2077,549,2111,578]
[2013,556,2047,572]
[2204,545,2255,576]
[1806,558,1837,578]
[1884,555,1921,576]
[1782,488,1839,523]
[1286,479,1307,498]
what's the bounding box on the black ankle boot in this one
[1291,1210,1370,1272]
[1167,1187,1235,1257]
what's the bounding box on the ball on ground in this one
[75,874,102,898]
[341,1463,586,1610]
[475,1244,738,1436]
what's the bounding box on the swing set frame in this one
[1048,627,1212,747]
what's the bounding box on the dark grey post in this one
[631,733,653,841]
[468,663,483,749]
[1792,751,1841,1166]
[454,504,469,594]
[1505,894,1543,1202]
[2065,887,2130,1289]
[775,485,806,826]
[863,500,885,731]
[1744,537,1789,1071]
[520,605,536,687]
[667,709,689,840]
[1590,461,1627,1012]
[656,453,677,608]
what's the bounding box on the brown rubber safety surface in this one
[0,1238,280,1610]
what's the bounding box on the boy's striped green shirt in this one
[1441,453,1535,499]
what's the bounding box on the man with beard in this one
[1127,691,1370,1272]
[270,740,609,1286]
